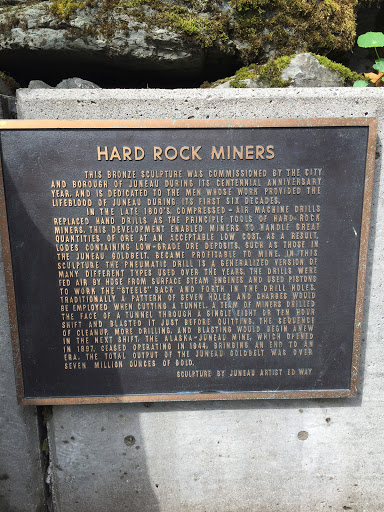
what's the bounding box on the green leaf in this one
[373,59,384,72]
[357,32,384,48]
[353,80,369,87]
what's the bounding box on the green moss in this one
[229,79,247,87]
[257,55,292,86]
[204,55,292,88]
[234,56,291,87]
[41,439,49,456]
[230,0,358,64]
[233,63,259,80]
[49,0,230,47]
[50,0,96,19]
[200,80,213,88]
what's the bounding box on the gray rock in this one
[28,79,53,89]
[56,77,100,89]
[0,1,357,82]
[215,81,231,89]
[211,53,346,89]
[0,77,14,96]
[239,78,261,88]
[281,53,343,87]
[0,1,206,79]
[0,94,17,118]
[215,77,261,89]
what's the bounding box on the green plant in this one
[354,31,384,87]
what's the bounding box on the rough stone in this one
[215,77,261,89]
[281,53,344,87]
[0,0,359,86]
[0,77,14,96]
[209,53,355,89]
[28,79,53,89]
[29,77,100,89]
[16,87,384,512]
[0,1,206,84]
[56,77,100,89]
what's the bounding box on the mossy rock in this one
[310,54,365,85]
[0,0,364,82]
[45,0,358,62]
[204,53,365,88]
[229,0,358,63]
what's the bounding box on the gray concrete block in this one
[16,88,384,511]
[0,231,45,512]
[16,87,384,122]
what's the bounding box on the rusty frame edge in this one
[349,117,378,394]
[20,388,354,405]
[0,117,376,130]
[0,117,376,405]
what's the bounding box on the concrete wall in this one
[11,88,384,511]
[0,97,45,510]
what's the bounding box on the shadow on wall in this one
[48,404,160,512]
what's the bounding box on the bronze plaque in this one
[0,118,377,405]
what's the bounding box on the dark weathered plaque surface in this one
[0,118,377,405]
